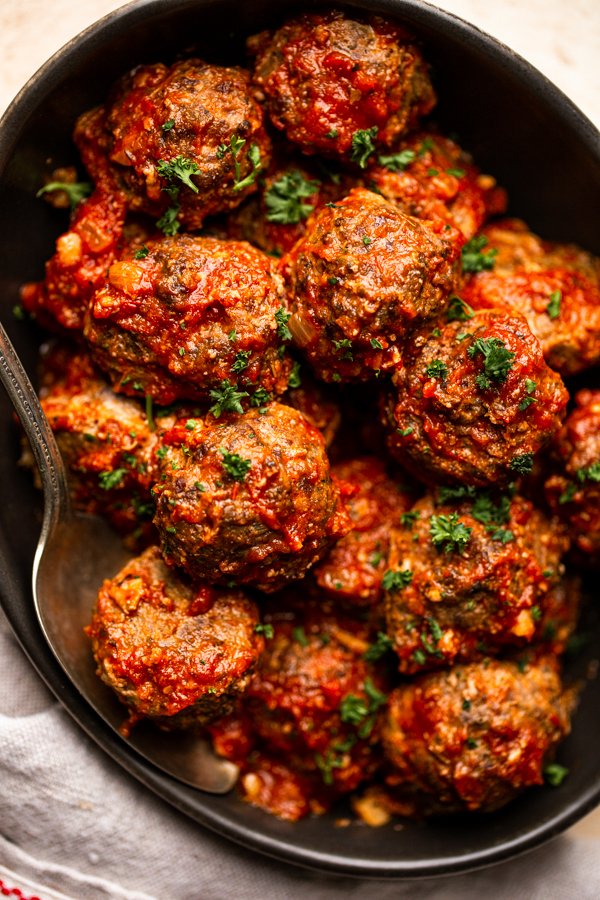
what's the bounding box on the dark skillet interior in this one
[1,0,599,879]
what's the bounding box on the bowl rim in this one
[1,0,599,880]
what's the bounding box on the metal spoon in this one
[0,322,239,794]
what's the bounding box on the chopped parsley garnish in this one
[363,632,394,662]
[12,304,25,320]
[544,763,569,787]
[36,180,92,208]
[220,449,251,482]
[370,338,383,350]
[254,623,274,639]
[447,167,466,178]
[315,750,346,785]
[362,235,372,247]
[134,245,149,260]
[209,380,249,417]
[425,359,448,381]
[447,295,474,322]
[292,626,309,647]
[427,167,439,177]
[377,149,416,171]
[157,156,199,193]
[509,453,534,475]
[397,426,413,437]
[412,649,427,666]
[400,510,419,526]
[519,378,537,410]
[438,485,477,503]
[417,137,434,156]
[559,482,577,504]
[461,235,497,273]
[275,307,292,341]
[350,126,378,168]
[162,119,175,131]
[250,386,272,408]
[382,568,413,591]
[265,170,319,224]
[326,128,339,139]
[430,513,472,553]
[156,203,180,236]
[468,337,515,389]
[333,338,353,361]
[288,360,302,388]
[340,678,387,739]
[231,350,251,374]
[99,468,127,490]
[576,462,600,483]
[217,135,262,191]
[228,328,237,342]
[546,290,562,320]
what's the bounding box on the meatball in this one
[384,490,569,673]
[383,309,568,486]
[283,370,342,448]
[37,344,159,540]
[84,234,291,405]
[249,11,435,159]
[283,188,461,382]
[226,155,355,257]
[152,403,350,591]
[245,600,388,794]
[366,130,507,239]
[79,60,271,230]
[545,389,600,562]
[382,657,573,814]
[21,109,128,333]
[312,457,418,606]
[461,219,600,375]
[86,546,263,729]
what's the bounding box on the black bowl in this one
[1,0,599,879]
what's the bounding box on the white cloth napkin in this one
[1,608,600,900]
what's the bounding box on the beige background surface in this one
[0,0,599,863]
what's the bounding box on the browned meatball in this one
[461,219,600,375]
[382,657,573,814]
[545,389,600,563]
[312,456,417,606]
[86,547,264,729]
[36,344,160,541]
[282,188,461,382]
[152,403,350,591]
[84,234,291,405]
[78,60,271,231]
[383,310,568,486]
[384,491,569,673]
[366,130,507,239]
[245,600,388,794]
[249,11,435,160]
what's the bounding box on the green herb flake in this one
[134,245,149,260]
[162,119,175,131]
[509,453,534,476]
[275,307,293,341]
[36,180,92,208]
[292,626,309,648]
[156,203,180,236]
[544,763,569,787]
[425,359,448,381]
[220,449,251,482]
[461,235,497,273]
[265,170,319,224]
[430,513,472,553]
[377,149,416,172]
[446,167,466,177]
[209,380,249,418]
[468,336,515,389]
[98,468,127,490]
[370,338,383,350]
[350,126,378,168]
[231,350,251,374]
[447,295,475,322]
[363,632,394,662]
[157,156,200,193]
[254,623,274,639]
[288,360,302,389]
[382,568,413,592]
[400,510,419,527]
[546,290,562,320]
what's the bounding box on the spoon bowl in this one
[0,321,239,795]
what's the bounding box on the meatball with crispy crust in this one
[545,389,600,563]
[84,234,291,405]
[312,457,418,606]
[21,109,129,333]
[384,490,569,674]
[35,344,160,541]
[383,310,568,486]
[366,130,507,239]
[382,657,573,814]
[245,599,388,795]
[86,546,264,729]
[249,11,435,160]
[79,60,271,230]
[461,219,600,375]
[153,403,350,591]
[283,188,461,382]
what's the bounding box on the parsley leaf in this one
[377,149,416,172]
[350,127,378,168]
[265,170,319,224]
[509,453,534,475]
[468,337,515,389]
[576,462,600,483]
[447,296,474,322]
[218,136,262,190]
[98,468,127,490]
[36,180,92,208]
[275,307,292,341]
[461,235,497,273]
[157,156,200,193]
[544,763,569,787]
[546,290,562,320]
[209,380,249,417]
[156,203,180,235]
[430,513,472,553]
[288,360,302,389]
[231,350,251,374]
[425,359,448,380]
[254,623,274,639]
[220,449,251,482]
[363,632,394,662]
[519,378,537,410]
[382,568,413,591]
[134,245,149,260]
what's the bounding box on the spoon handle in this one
[0,322,70,523]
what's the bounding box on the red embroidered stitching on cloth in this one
[0,878,42,900]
